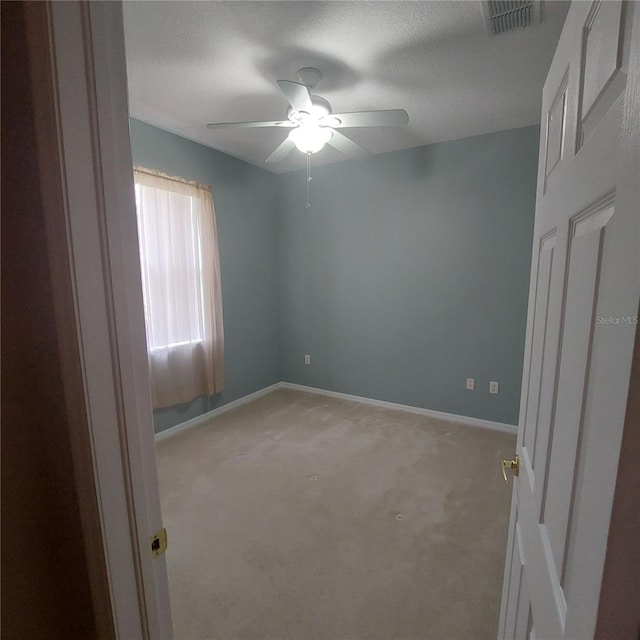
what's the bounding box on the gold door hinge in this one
[150,528,168,558]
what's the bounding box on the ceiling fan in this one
[206,67,409,163]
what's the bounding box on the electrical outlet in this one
[304,354,311,365]
[489,381,499,394]
[466,378,475,390]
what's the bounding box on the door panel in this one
[544,73,568,191]
[512,524,530,640]
[542,198,614,576]
[498,1,638,638]
[578,1,624,147]
[522,230,557,473]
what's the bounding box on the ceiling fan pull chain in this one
[306,152,312,208]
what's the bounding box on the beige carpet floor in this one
[156,388,516,640]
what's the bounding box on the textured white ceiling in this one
[123,1,569,174]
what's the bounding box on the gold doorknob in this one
[501,455,519,482]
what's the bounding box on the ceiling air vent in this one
[482,1,541,36]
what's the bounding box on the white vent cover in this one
[482,1,541,36]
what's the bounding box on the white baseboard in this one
[154,382,282,442]
[155,380,518,441]
[279,382,518,434]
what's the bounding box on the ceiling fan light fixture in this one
[289,124,333,154]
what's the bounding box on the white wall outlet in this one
[466,378,475,390]
[304,354,311,365]
[489,381,499,394]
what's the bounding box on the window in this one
[134,168,224,409]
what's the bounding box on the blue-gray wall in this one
[277,126,538,425]
[129,119,281,432]
[130,120,538,430]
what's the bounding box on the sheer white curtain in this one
[134,168,224,408]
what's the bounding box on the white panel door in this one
[498,2,639,639]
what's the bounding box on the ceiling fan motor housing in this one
[288,95,332,123]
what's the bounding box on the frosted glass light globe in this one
[290,124,333,154]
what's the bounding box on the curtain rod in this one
[133,166,212,193]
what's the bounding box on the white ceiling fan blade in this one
[277,80,313,113]
[328,109,409,128]
[265,136,296,163]
[327,130,370,160]
[207,120,295,130]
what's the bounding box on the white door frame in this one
[24,1,171,637]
